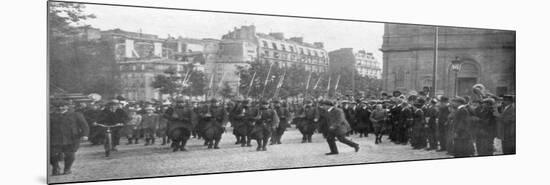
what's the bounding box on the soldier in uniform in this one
[157,104,170,145]
[293,99,319,143]
[271,99,290,145]
[318,100,360,155]
[50,100,89,176]
[369,104,387,144]
[199,99,228,149]
[163,97,197,152]
[397,100,413,145]
[229,98,248,146]
[388,98,402,143]
[250,100,279,151]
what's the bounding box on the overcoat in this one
[323,107,351,136]
[50,111,89,146]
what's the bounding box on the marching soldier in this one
[229,98,248,146]
[198,99,228,149]
[157,104,170,145]
[250,100,279,151]
[271,99,290,145]
[369,103,387,144]
[293,99,319,143]
[50,100,89,176]
[318,100,360,155]
[163,97,197,152]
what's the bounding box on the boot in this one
[307,135,312,143]
[326,141,339,155]
[51,163,61,176]
[256,140,262,151]
[214,139,221,149]
[127,138,132,145]
[262,139,268,151]
[144,139,149,146]
[161,137,166,145]
[246,137,252,147]
[301,135,307,143]
[172,141,180,152]
[134,138,139,144]
[151,138,155,144]
[63,152,75,175]
[180,139,188,151]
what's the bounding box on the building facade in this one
[329,48,381,79]
[214,25,330,94]
[380,24,515,97]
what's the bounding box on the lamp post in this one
[450,56,462,97]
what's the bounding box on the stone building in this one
[380,24,515,97]
[215,25,330,94]
[329,48,381,79]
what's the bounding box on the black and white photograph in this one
[46,1,516,184]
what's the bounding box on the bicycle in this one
[93,123,124,157]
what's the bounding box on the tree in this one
[151,64,208,99]
[219,81,234,100]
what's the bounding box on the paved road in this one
[48,127,451,184]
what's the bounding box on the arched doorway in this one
[449,60,480,97]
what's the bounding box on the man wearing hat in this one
[163,96,197,152]
[494,95,515,155]
[250,99,279,151]
[355,100,372,138]
[424,99,439,150]
[229,98,248,146]
[50,100,89,176]
[318,100,359,155]
[293,99,319,143]
[410,98,427,149]
[271,99,290,145]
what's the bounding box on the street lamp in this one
[450,56,462,97]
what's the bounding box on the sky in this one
[79,3,385,61]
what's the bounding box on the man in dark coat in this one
[449,97,475,157]
[424,99,439,150]
[436,96,451,152]
[271,99,290,145]
[410,98,427,149]
[355,101,372,138]
[229,99,249,147]
[50,100,89,176]
[83,103,103,145]
[250,100,279,151]
[319,100,360,155]
[495,95,515,155]
[96,100,128,151]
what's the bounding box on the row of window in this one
[119,64,186,72]
[261,50,328,65]
[260,40,325,57]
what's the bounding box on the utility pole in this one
[431,27,438,97]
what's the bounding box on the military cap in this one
[439,96,449,102]
[210,98,218,103]
[407,95,418,102]
[415,98,426,105]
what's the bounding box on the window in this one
[264,50,269,57]
[273,52,279,59]
[262,41,269,48]
[281,44,286,51]
[289,46,295,53]
[307,49,311,56]
[271,42,278,50]
[314,51,318,57]
[299,48,304,55]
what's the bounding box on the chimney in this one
[313,42,324,48]
[289,37,303,43]
[269,32,285,40]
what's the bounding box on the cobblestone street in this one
[48,127,451,184]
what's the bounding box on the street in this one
[49,127,451,184]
